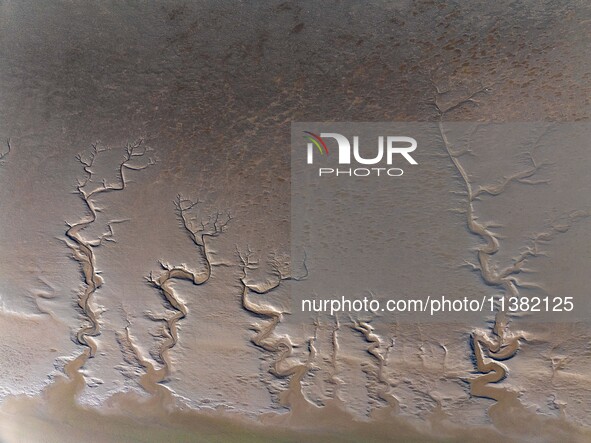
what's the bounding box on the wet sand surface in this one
[0,1,591,442]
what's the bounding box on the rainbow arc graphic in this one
[303,131,329,155]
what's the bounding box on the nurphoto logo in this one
[303,131,418,177]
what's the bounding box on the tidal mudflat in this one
[0,1,590,442]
